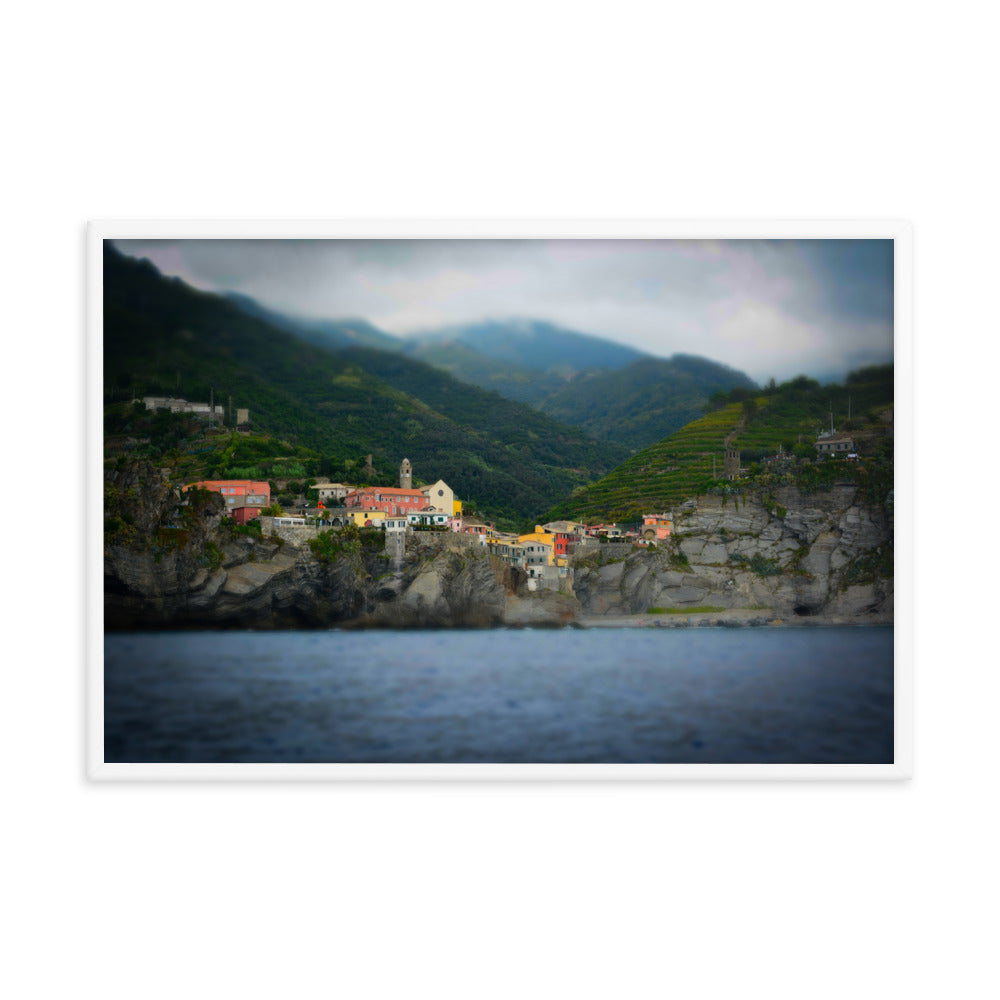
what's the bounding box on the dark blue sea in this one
[103,627,893,764]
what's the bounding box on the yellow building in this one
[518,531,556,570]
[346,509,387,527]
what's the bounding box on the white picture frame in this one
[88,219,911,781]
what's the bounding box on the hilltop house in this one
[642,513,672,541]
[143,396,227,422]
[815,431,857,457]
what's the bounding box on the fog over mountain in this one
[114,237,893,383]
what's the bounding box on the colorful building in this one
[344,486,426,516]
[407,508,450,528]
[517,531,556,575]
[345,509,387,527]
[184,479,270,512]
[641,513,672,541]
[459,517,491,539]
[232,506,261,525]
[421,479,462,517]
[535,523,575,556]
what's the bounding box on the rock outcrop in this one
[106,531,508,630]
[570,485,892,623]
[104,462,508,629]
[104,463,892,629]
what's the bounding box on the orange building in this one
[184,479,270,512]
[344,486,426,516]
[642,513,672,541]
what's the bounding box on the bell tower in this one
[723,446,741,480]
[399,457,412,489]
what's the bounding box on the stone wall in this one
[259,518,322,546]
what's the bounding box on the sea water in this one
[103,627,893,764]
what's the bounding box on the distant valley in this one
[225,300,759,451]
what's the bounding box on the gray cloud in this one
[113,238,893,382]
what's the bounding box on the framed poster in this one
[89,219,911,780]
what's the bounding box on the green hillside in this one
[399,338,566,405]
[538,354,758,450]
[103,245,627,529]
[407,319,647,373]
[541,366,894,525]
[224,293,403,352]
[228,291,758,450]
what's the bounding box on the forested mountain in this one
[224,293,402,352]
[537,354,758,450]
[225,291,758,452]
[399,321,758,448]
[400,319,649,407]
[397,338,565,405]
[405,318,647,374]
[103,245,627,529]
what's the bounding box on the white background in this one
[3,2,996,998]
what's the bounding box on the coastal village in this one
[183,456,672,591]
[159,390,870,594]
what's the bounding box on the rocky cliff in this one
[104,463,892,629]
[106,521,508,630]
[570,484,893,623]
[104,461,507,629]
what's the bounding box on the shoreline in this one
[104,611,893,633]
[575,609,891,629]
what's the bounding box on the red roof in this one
[185,480,270,492]
[350,487,425,497]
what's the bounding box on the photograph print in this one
[95,225,903,775]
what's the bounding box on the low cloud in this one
[113,237,893,382]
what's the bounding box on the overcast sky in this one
[113,238,893,383]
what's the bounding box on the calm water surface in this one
[104,628,893,764]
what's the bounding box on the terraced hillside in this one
[541,366,894,525]
[543,402,752,524]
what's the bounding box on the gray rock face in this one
[104,462,891,629]
[107,537,509,629]
[105,519,507,630]
[569,486,892,623]
[503,590,582,627]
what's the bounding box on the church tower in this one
[399,457,412,489]
[722,446,741,480]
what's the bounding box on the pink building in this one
[184,479,270,513]
[345,486,426,516]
